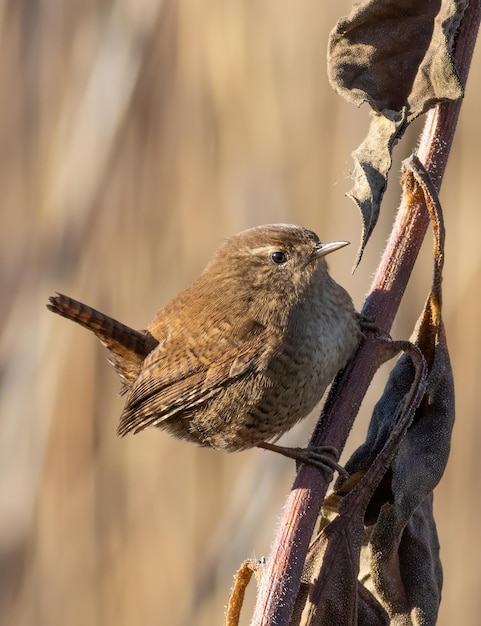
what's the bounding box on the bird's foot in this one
[356,313,390,340]
[257,441,348,477]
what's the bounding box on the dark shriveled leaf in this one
[292,514,365,625]
[368,158,454,624]
[290,339,427,625]
[348,110,407,266]
[370,496,443,625]
[328,0,464,114]
[365,319,452,623]
[334,157,454,625]
[291,506,391,625]
[328,0,466,263]
[357,583,390,626]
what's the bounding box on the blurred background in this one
[0,1,479,624]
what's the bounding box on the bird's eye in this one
[270,251,288,265]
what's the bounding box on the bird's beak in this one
[310,240,350,262]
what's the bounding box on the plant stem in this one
[251,2,481,624]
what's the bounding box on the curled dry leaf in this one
[290,338,427,625]
[308,157,453,626]
[347,109,406,267]
[328,0,466,263]
[366,158,454,625]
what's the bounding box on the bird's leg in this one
[257,442,348,477]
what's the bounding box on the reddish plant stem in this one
[251,2,481,624]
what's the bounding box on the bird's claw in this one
[257,442,347,478]
[292,445,348,477]
[356,313,390,340]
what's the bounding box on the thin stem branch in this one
[251,2,481,624]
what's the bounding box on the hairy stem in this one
[251,2,481,624]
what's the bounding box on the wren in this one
[47,224,361,472]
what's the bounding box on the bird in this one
[47,224,362,472]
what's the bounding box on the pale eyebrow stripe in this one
[248,246,280,255]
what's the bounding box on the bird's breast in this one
[196,289,361,451]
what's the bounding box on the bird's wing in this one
[117,322,276,436]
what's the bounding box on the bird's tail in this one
[47,293,157,387]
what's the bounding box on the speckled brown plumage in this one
[48,224,361,463]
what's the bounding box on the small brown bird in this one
[47,224,361,471]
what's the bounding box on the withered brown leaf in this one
[290,338,427,625]
[338,157,454,625]
[328,0,466,263]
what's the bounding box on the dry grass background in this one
[0,1,479,624]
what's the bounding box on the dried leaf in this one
[291,339,427,625]
[366,323,452,624]
[296,513,365,625]
[291,509,390,625]
[328,0,466,262]
[348,110,407,266]
[328,0,464,114]
[357,583,390,626]
[339,156,454,625]
[367,158,454,624]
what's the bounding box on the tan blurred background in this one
[0,1,479,624]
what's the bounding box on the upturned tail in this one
[47,293,158,388]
